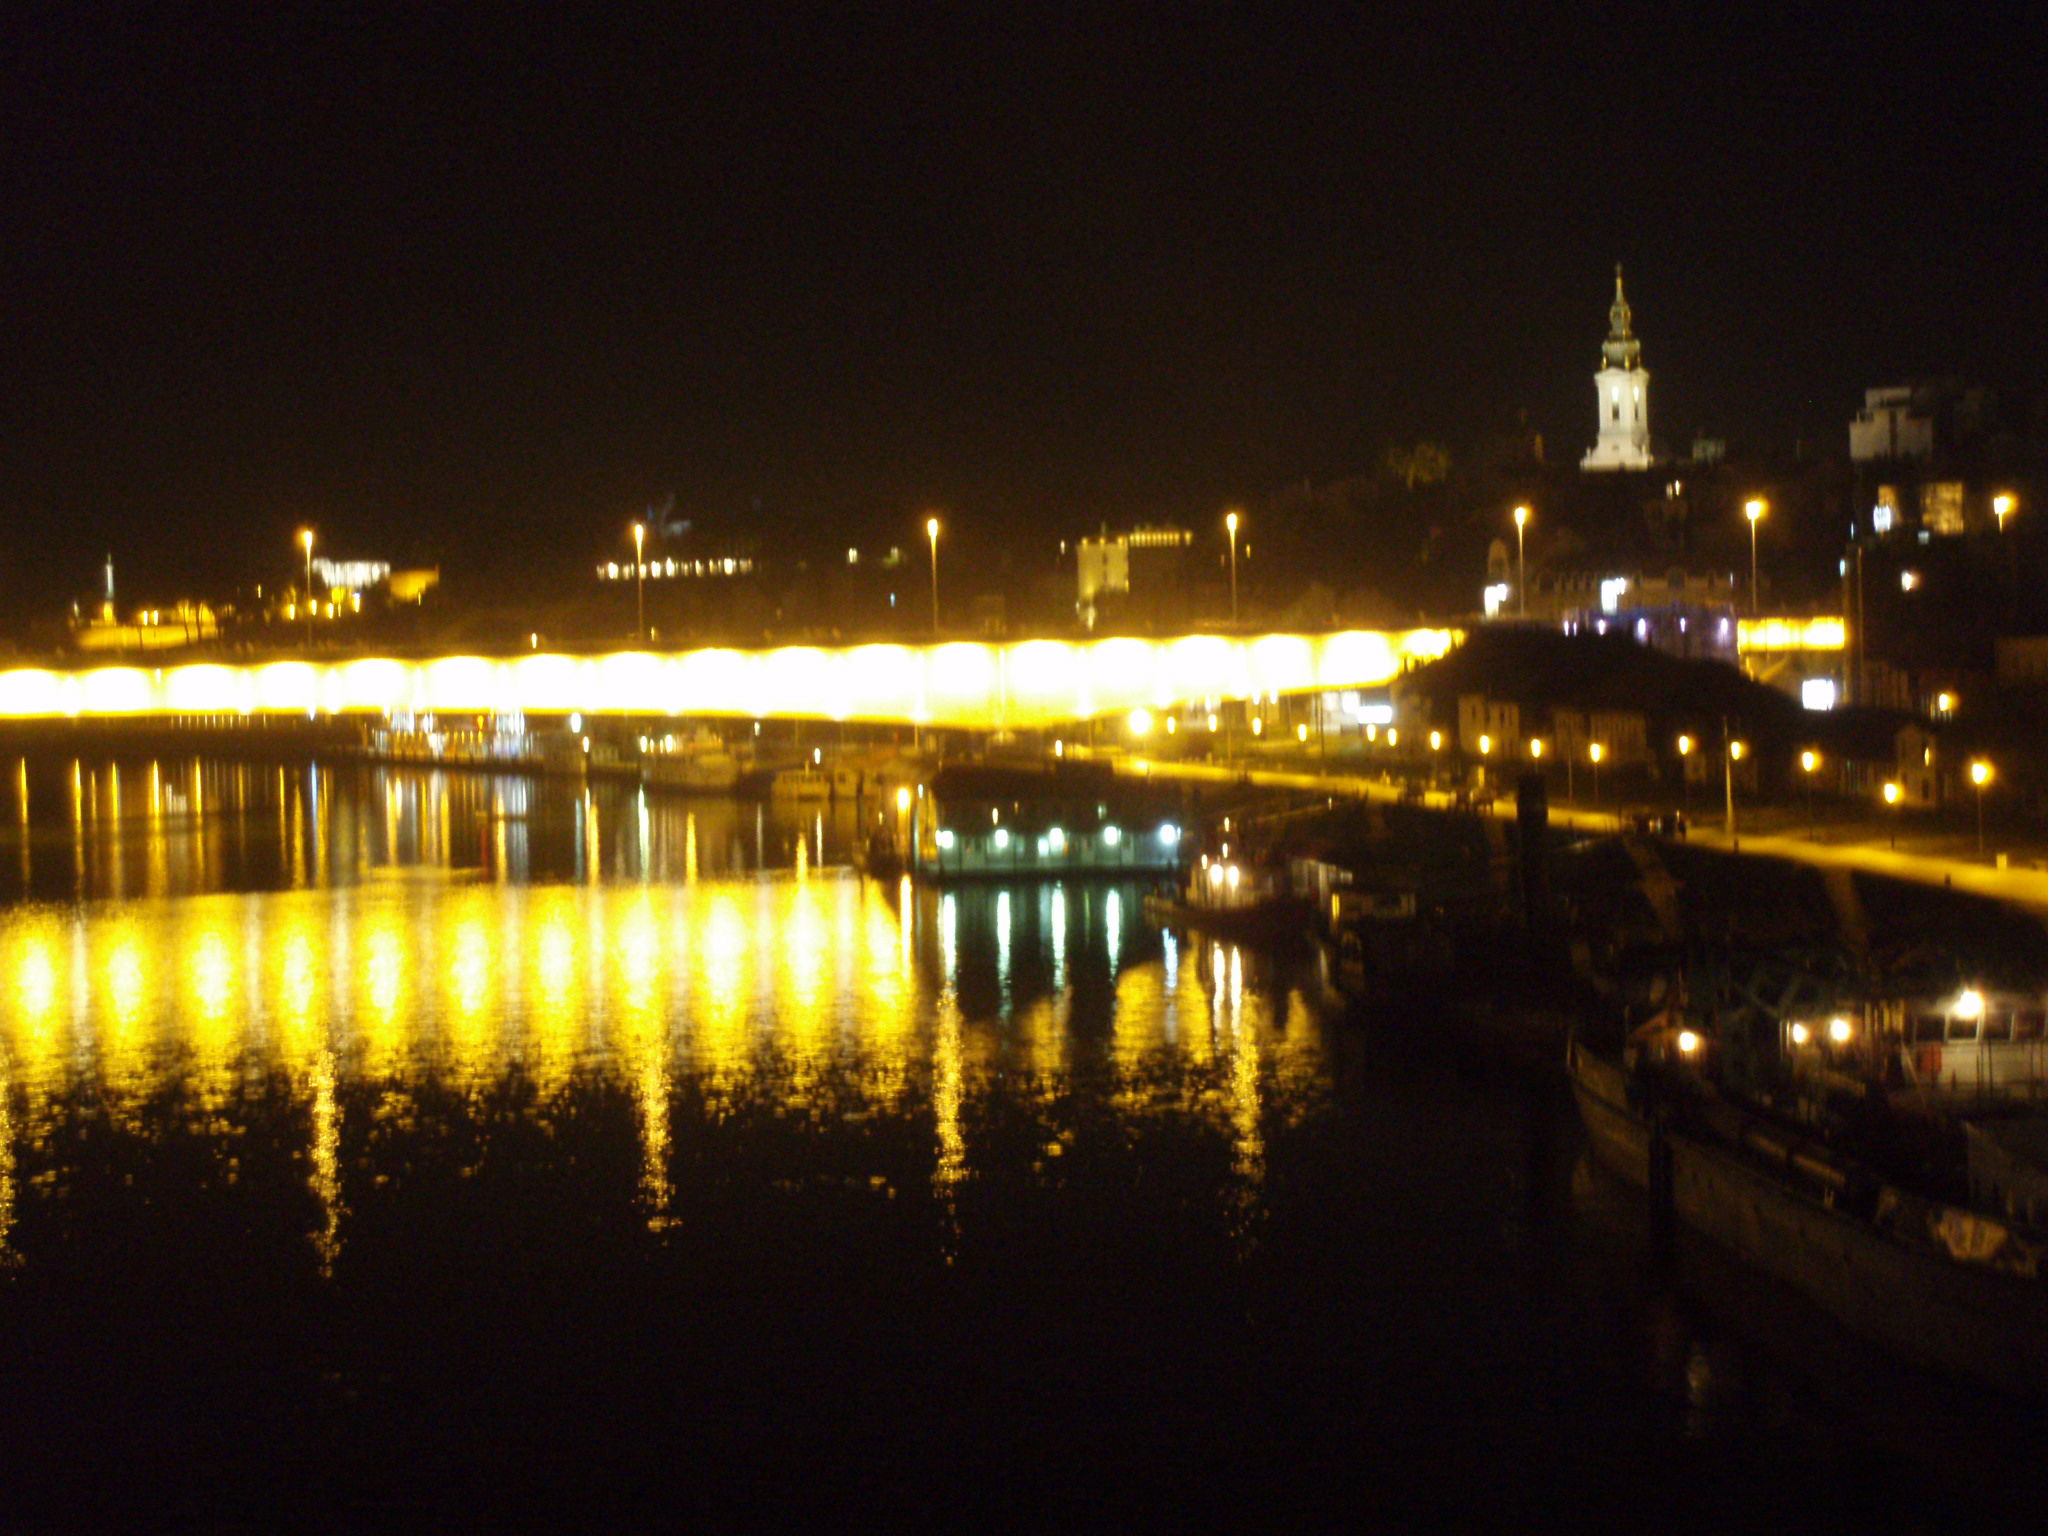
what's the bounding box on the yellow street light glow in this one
[1296,723,1308,742]
[1225,510,1238,537]
[1513,505,1529,530]
[0,628,1464,728]
[1386,728,1397,746]
[1676,1030,1701,1056]
[1477,734,1491,755]
[1429,730,1442,751]
[1971,760,1992,787]
[1250,717,1263,736]
[1936,691,1956,715]
[1744,498,1765,524]
[1955,987,1985,1021]
[1883,781,1902,806]
[1790,1022,1811,1046]
[1994,492,2016,530]
[1677,734,1693,756]
[1729,740,1746,761]
[1529,738,1544,759]
[1588,742,1604,764]
[1128,707,1154,736]
[1828,1016,1852,1045]
[895,787,911,812]
[1801,749,1819,774]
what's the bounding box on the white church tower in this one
[1580,265,1652,472]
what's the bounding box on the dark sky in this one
[4,1,2044,598]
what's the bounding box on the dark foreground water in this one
[0,756,2032,1529]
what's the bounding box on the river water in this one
[0,755,2027,1528]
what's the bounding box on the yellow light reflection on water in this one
[0,865,1332,1272]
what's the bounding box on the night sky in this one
[4,2,2043,600]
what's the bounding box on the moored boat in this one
[1568,1026,2048,1396]
[1141,851,1315,943]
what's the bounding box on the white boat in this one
[643,732,742,793]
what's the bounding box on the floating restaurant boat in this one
[642,730,743,793]
[1568,1019,2048,1396]
[768,766,833,800]
[1140,851,1315,943]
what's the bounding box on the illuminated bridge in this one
[0,629,1459,730]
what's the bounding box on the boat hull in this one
[1569,1038,2048,1396]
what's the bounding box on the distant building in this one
[1075,525,1193,630]
[1581,266,1653,473]
[1850,386,1937,463]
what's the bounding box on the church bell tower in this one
[1581,265,1652,471]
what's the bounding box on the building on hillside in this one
[1581,266,1654,473]
[1075,525,1194,630]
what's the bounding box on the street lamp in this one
[926,516,941,635]
[1971,759,1993,861]
[1676,733,1694,815]
[1883,780,1902,849]
[632,521,646,643]
[1994,492,2016,532]
[1512,505,1530,617]
[1744,499,1766,615]
[1589,740,1605,806]
[1225,510,1240,625]
[299,528,315,649]
[1726,735,1746,844]
[1800,749,1821,840]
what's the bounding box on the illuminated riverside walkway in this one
[0,629,1457,729]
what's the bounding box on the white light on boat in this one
[1158,824,1180,846]
[1676,1029,1701,1056]
[1789,1023,1811,1046]
[1828,1017,1853,1045]
[1047,827,1066,853]
[992,828,1010,852]
[1225,865,1241,890]
[937,829,956,851]
[1955,988,1985,1021]
[1101,825,1120,847]
[1207,862,1225,886]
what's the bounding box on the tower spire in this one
[1602,264,1639,369]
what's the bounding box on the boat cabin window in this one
[2016,1009,2046,1042]
[1983,1009,2014,1043]
[1946,1013,1980,1043]
[1908,1012,1946,1044]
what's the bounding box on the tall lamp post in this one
[299,528,315,649]
[1724,728,1745,845]
[1512,505,1530,617]
[1800,749,1821,840]
[1971,759,1993,861]
[632,521,646,644]
[1589,741,1604,808]
[1744,499,1766,615]
[926,517,941,635]
[1225,510,1240,625]
[1883,780,1902,849]
[1676,733,1694,817]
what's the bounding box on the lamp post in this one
[1800,749,1820,840]
[1994,492,2015,533]
[1724,723,1744,845]
[1744,498,1766,616]
[1589,741,1604,808]
[1225,510,1240,625]
[1883,780,1902,849]
[926,517,941,635]
[1512,505,1529,617]
[632,521,646,643]
[1676,733,1693,817]
[1971,759,1993,861]
[299,528,315,649]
